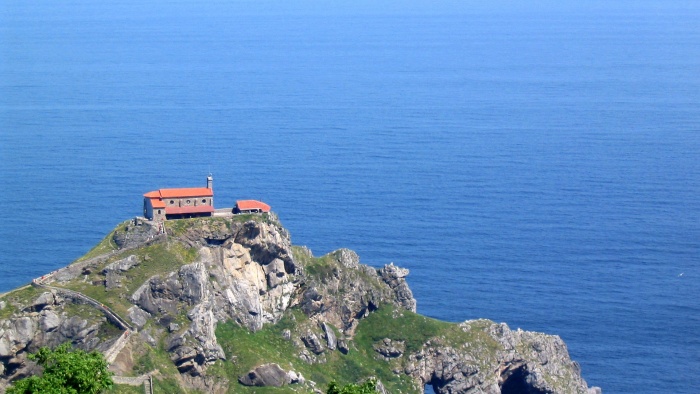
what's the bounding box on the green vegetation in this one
[7,343,112,394]
[151,377,191,394]
[133,336,182,377]
[327,379,376,394]
[297,250,339,281]
[353,307,451,354]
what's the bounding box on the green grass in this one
[152,377,191,394]
[106,377,195,394]
[354,306,451,354]
[299,252,338,282]
[134,341,180,377]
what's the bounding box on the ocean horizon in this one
[1,1,699,392]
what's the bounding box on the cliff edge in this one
[0,214,600,393]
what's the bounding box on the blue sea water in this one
[1,1,699,392]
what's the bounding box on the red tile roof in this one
[159,188,213,198]
[165,205,215,215]
[148,198,166,209]
[143,188,213,199]
[236,200,271,212]
[143,191,161,198]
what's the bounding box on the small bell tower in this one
[206,173,214,208]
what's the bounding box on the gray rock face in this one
[287,370,305,384]
[13,318,36,344]
[403,320,592,394]
[298,249,417,334]
[373,338,405,359]
[103,255,139,274]
[378,263,416,313]
[238,363,290,387]
[282,329,291,341]
[301,331,325,355]
[321,322,337,351]
[337,338,349,354]
[112,220,159,249]
[30,292,55,311]
[127,306,151,330]
[127,218,299,378]
[39,311,60,332]
[335,249,360,269]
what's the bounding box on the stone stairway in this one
[143,375,153,394]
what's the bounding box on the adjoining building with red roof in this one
[234,200,271,214]
[143,175,214,221]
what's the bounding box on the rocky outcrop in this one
[402,320,592,394]
[301,331,325,355]
[238,363,291,387]
[321,322,337,351]
[0,215,598,394]
[126,217,299,379]
[298,248,415,334]
[378,263,416,312]
[112,219,159,249]
[374,338,405,359]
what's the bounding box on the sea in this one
[1,1,698,392]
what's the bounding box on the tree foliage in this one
[327,378,377,394]
[8,343,113,394]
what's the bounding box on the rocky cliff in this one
[0,214,600,393]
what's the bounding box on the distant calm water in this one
[1,1,699,392]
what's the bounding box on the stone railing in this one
[113,372,154,393]
[103,329,132,364]
[112,374,148,385]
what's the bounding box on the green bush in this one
[7,343,113,394]
[326,378,377,394]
